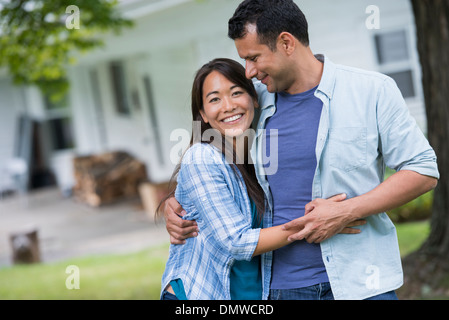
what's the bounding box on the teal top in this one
[170,278,187,300]
[229,199,262,300]
[170,200,262,300]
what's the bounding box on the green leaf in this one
[0,0,133,102]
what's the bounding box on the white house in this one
[0,0,426,195]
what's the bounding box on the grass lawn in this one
[0,244,169,300]
[396,220,430,257]
[0,220,430,300]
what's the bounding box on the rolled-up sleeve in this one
[377,77,439,179]
[176,144,260,261]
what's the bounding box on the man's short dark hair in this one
[228,0,309,51]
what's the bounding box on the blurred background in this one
[0,0,447,300]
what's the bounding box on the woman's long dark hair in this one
[156,58,265,224]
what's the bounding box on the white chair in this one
[0,158,29,206]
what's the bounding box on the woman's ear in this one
[199,110,209,123]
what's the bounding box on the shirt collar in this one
[315,54,337,100]
[254,81,276,110]
[256,53,337,109]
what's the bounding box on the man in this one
[164,0,439,300]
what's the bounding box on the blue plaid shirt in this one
[160,143,271,300]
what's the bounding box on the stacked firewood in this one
[73,151,148,207]
[138,181,174,219]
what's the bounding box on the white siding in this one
[0,79,28,192]
[66,0,427,185]
[0,0,429,190]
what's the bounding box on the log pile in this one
[73,151,148,207]
[138,181,175,219]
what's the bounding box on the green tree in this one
[0,0,132,101]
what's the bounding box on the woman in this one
[159,58,360,300]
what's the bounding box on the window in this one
[109,61,131,115]
[374,30,416,99]
[48,117,74,150]
[387,70,415,98]
[375,30,409,64]
[44,93,75,151]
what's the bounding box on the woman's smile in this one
[222,113,244,123]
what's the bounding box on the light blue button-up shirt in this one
[252,55,439,300]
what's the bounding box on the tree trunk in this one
[411,0,449,257]
[399,0,449,299]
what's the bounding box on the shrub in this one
[387,191,433,223]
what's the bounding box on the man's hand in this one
[164,197,198,245]
[282,194,366,243]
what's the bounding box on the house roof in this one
[118,0,194,19]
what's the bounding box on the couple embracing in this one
[158,0,439,301]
